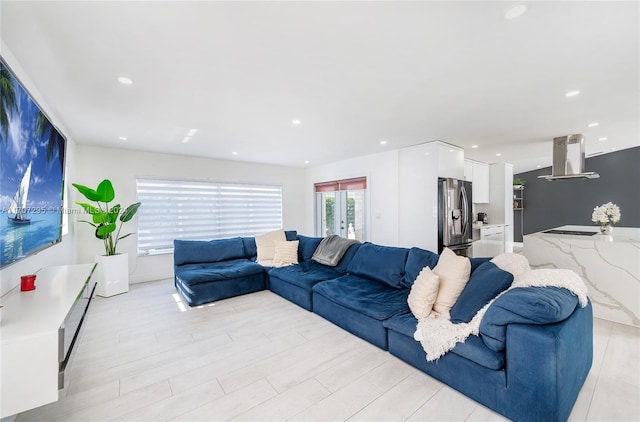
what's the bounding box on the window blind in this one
[136,178,283,256]
[314,176,367,192]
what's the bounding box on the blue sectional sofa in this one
[173,234,593,422]
[174,231,297,306]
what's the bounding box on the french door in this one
[315,177,367,241]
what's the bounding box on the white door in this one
[315,178,367,241]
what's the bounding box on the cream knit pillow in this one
[255,229,286,262]
[273,240,299,267]
[407,266,440,319]
[432,248,471,316]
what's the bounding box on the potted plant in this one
[73,179,141,297]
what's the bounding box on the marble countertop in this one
[528,225,640,244]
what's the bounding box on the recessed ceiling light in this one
[471,145,479,149]
[536,165,541,168]
[292,119,301,125]
[496,153,502,157]
[598,137,608,141]
[565,90,580,97]
[181,136,191,144]
[304,160,310,164]
[611,147,617,151]
[448,149,455,152]
[587,122,599,128]
[232,151,238,155]
[187,128,198,136]
[504,5,528,20]
[119,136,127,141]
[380,140,388,145]
[117,76,133,85]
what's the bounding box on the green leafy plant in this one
[513,178,526,186]
[73,179,141,256]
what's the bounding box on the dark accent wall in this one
[514,146,640,241]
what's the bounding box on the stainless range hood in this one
[538,134,600,180]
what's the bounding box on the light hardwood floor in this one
[16,279,640,421]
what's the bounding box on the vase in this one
[600,225,612,235]
[94,253,130,297]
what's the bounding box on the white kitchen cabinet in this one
[464,160,473,182]
[437,142,465,180]
[472,162,490,203]
[481,163,513,227]
[464,160,490,203]
[473,224,505,257]
[475,163,514,253]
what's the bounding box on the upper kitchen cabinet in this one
[464,159,473,181]
[464,159,490,203]
[437,142,464,180]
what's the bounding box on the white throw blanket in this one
[414,256,589,362]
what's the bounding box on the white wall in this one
[397,142,440,250]
[75,145,307,283]
[0,44,78,297]
[304,150,399,246]
[397,141,465,251]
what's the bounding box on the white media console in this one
[0,264,97,418]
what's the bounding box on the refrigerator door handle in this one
[460,185,469,237]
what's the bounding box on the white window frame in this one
[136,178,283,256]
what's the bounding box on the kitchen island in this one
[523,225,639,327]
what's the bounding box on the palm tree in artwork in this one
[1,67,18,140]
[36,111,65,168]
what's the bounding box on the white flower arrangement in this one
[591,202,621,226]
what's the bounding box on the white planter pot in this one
[94,253,129,297]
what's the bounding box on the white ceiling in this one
[1,1,638,173]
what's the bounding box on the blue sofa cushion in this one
[297,235,323,262]
[312,274,410,320]
[383,312,505,370]
[241,237,257,258]
[346,243,409,289]
[175,259,264,286]
[480,287,580,352]
[269,261,343,291]
[402,247,440,288]
[174,238,246,266]
[333,243,362,273]
[285,230,298,241]
[450,261,514,323]
[470,257,491,273]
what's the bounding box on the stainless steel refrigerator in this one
[438,177,473,256]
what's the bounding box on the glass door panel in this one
[316,192,338,237]
[346,190,366,241]
[316,189,366,241]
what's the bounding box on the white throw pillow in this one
[491,253,530,277]
[407,266,440,319]
[255,229,286,262]
[432,248,471,316]
[273,240,299,267]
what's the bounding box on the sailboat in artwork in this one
[8,162,32,225]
